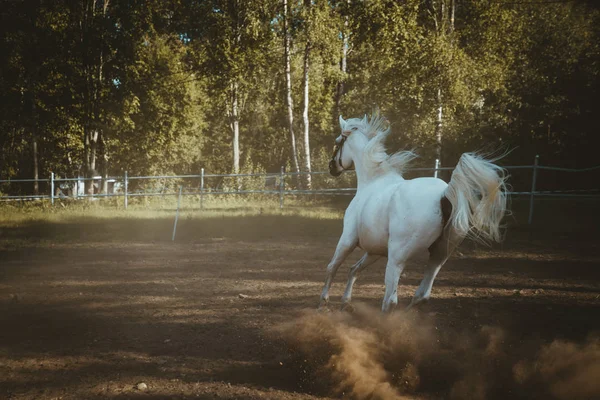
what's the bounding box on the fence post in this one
[50,172,55,206]
[172,185,183,241]
[528,155,539,225]
[434,159,440,179]
[279,166,285,209]
[124,171,128,209]
[200,168,204,210]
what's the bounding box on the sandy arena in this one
[1,208,599,399]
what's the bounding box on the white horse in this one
[321,113,508,312]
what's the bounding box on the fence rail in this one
[1,156,599,225]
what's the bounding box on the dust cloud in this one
[514,336,600,400]
[276,304,600,400]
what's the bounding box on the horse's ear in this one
[338,115,346,129]
[362,114,368,125]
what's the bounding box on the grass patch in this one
[1,195,597,248]
[0,198,346,247]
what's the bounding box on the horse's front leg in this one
[319,235,357,309]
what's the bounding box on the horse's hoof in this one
[317,300,331,312]
[340,302,355,313]
[406,298,430,311]
[381,301,398,314]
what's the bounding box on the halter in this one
[330,132,354,172]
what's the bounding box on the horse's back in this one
[396,177,448,204]
[386,177,448,256]
[353,176,447,255]
[391,177,448,221]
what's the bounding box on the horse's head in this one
[329,115,369,176]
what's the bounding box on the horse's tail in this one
[444,152,509,243]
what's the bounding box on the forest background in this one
[1,0,598,194]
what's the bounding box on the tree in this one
[296,0,345,187]
[0,0,83,190]
[69,0,113,194]
[110,35,207,176]
[282,0,301,177]
[300,0,313,188]
[182,0,277,175]
[0,0,598,191]
[333,0,350,125]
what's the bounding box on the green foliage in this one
[112,34,207,176]
[221,150,269,192]
[0,0,598,192]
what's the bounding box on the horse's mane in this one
[362,112,417,175]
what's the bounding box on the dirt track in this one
[0,211,599,399]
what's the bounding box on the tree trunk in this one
[450,0,455,34]
[32,134,39,195]
[100,135,108,194]
[84,128,99,195]
[435,87,443,169]
[81,0,110,197]
[302,38,312,189]
[441,0,446,31]
[24,2,41,196]
[31,98,39,195]
[334,1,349,128]
[283,0,300,177]
[432,0,455,177]
[231,81,240,175]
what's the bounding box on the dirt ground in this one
[0,206,599,400]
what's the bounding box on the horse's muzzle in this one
[329,160,342,177]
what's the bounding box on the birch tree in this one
[283,0,301,177]
[334,0,350,124]
[301,0,313,188]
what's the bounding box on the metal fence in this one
[1,155,599,225]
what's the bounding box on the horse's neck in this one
[349,135,402,189]
[354,156,401,191]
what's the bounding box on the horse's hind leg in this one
[341,253,380,309]
[319,237,357,309]
[382,257,407,313]
[408,229,464,309]
[407,258,445,310]
[381,241,412,312]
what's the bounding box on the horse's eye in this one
[352,127,358,131]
